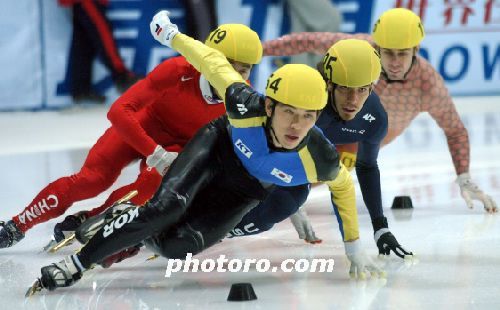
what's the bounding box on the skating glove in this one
[457,172,497,213]
[373,216,413,259]
[289,207,322,244]
[375,229,413,258]
[146,145,178,175]
[150,10,179,47]
[344,239,385,279]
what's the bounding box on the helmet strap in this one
[328,84,344,122]
[265,99,285,148]
[403,54,417,79]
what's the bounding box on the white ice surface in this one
[0,98,499,309]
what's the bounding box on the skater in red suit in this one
[0,24,263,249]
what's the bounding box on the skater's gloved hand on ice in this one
[345,239,386,280]
[457,173,498,213]
[375,230,413,259]
[146,145,178,176]
[150,10,180,47]
[372,217,413,259]
[289,207,322,244]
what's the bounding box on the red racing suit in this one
[12,56,226,232]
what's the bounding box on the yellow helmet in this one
[372,8,425,49]
[205,24,262,64]
[265,64,327,110]
[322,39,381,87]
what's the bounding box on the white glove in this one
[289,207,322,244]
[150,10,179,47]
[345,239,386,280]
[146,145,178,176]
[457,173,497,213]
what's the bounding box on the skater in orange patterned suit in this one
[263,8,497,214]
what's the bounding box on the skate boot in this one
[0,220,25,248]
[42,211,89,252]
[46,190,138,253]
[26,255,84,297]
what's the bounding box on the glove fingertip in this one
[404,254,414,260]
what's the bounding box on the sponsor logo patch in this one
[234,139,253,158]
[362,113,376,122]
[236,103,248,115]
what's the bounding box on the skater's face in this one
[265,99,318,149]
[331,83,372,121]
[228,59,253,80]
[379,47,415,80]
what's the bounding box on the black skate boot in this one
[54,211,90,242]
[45,190,138,253]
[26,255,83,297]
[42,211,89,252]
[0,220,25,248]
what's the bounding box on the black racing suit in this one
[77,116,273,267]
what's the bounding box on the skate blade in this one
[40,239,57,254]
[146,254,159,261]
[48,234,76,253]
[113,190,138,206]
[25,278,43,298]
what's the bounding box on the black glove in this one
[372,217,413,259]
[375,230,413,258]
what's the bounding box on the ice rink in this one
[0,97,499,309]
